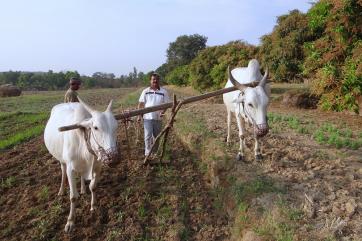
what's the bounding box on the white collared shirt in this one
[139,87,170,120]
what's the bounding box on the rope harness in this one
[237,92,268,137]
[82,127,117,166]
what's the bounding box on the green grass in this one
[268,112,362,150]
[0,88,138,113]
[0,111,47,150]
[0,88,139,150]
[314,123,362,149]
[253,218,294,241]
[0,125,45,150]
[232,176,281,204]
[116,89,143,108]
[175,111,215,149]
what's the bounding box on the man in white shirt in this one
[138,73,170,156]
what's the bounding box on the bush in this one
[165,65,190,86]
[259,10,314,82]
[189,41,257,91]
[305,0,362,113]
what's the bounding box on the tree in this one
[304,0,362,113]
[259,9,314,82]
[166,34,207,71]
[189,41,257,91]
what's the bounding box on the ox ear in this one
[78,97,96,115]
[106,99,113,112]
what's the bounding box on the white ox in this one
[44,98,118,232]
[223,59,270,161]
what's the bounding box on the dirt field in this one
[0,87,361,240]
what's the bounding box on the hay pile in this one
[0,84,21,97]
[281,89,319,109]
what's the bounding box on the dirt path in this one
[0,125,229,240]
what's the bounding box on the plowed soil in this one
[1,88,361,241]
[0,125,229,241]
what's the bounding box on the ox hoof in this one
[64,221,74,233]
[58,190,65,196]
[236,153,244,161]
[255,154,263,161]
[90,206,97,212]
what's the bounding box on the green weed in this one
[0,176,17,189]
[253,213,294,241]
[156,205,172,225]
[50,202,62,216]
[38,186,50,201]
[232,177,280,204]
[314,129,327,144]
[35,219,49,240]
[138,203,147,219]
[238,202,249,223]
[107,230,121,241]
[116,210,124,223]
[28,207,41,217]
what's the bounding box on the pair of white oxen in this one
[44,59,270,232]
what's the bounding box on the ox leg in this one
[58,163,66,196]
[80,176,86,194]
[89,173,98,212]
[254,136,263,160]
[235,114,245,161]
[64,165,79,233]
[226,109,232,145]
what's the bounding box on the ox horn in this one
[78,97,96,115]
[228,66,246,90]
[258,68,268,87]
[106,99,113,112]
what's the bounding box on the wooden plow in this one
[58,86,241,164]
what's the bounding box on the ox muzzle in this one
[98,146,120,167]
[254,123,269,138]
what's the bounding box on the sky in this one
[0,0,312,76]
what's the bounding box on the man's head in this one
[150,73,160,90]
[70,77,81,90]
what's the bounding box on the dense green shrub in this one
[165,65,190,86]
[189,41,257,91]
[259,10,314,82]
[305,0,362,113]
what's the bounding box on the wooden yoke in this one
[58,86,238,132]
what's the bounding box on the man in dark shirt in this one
[64,77,81,103]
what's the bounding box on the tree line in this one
[0,67,147,90]
[155,0,361,113]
